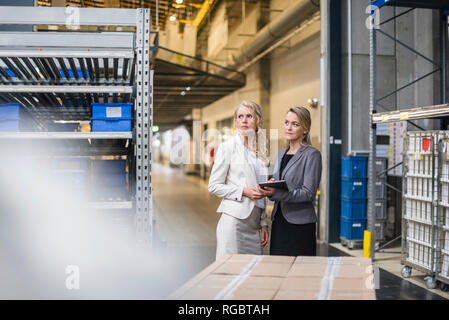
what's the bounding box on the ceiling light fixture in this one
[175,0,183,4]
[169,15,176,22]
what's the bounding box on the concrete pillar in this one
[183,24,197,57]
[319,0,329,242]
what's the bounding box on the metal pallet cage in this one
[401,131,441,287]
[401,131,449,291]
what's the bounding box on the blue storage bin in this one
[91,119,132,132]
[0,120,23,132]
[341,198,367,220]
[341,177,367,199]
[340,218,366,240]
[0,103,37,132]
[0,103,24,119]
[341,156,368,178]
[91,103,133,132]
[0,118,37,132]
[91,103,133,119]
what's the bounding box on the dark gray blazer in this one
[269,145,322,224]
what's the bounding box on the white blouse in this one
[244,146,268,210]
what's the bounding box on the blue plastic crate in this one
[341,156,368,178]
[0,102,27,119]
[91,119,132,132]
[91,103,133,119]
[341,198,367,220]
[340,217,366,241]
[0,103,37,132]
[0,119,37,132]
[0,120,21,132]
[341,177,367,199]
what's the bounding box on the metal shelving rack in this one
[0,6,153,244]
[368,0,449,261]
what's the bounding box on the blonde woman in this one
[259,106,322,256]
[208,100,269,260]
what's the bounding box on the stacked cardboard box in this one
[169,254,376,300]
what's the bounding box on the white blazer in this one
[208,135,267,223]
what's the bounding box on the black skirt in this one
[269,208,316,256]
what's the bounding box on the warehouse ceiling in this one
[153,46,245,127]
[37,0,217,32]
[35,0,246,129]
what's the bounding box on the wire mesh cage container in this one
[401,131,443,289]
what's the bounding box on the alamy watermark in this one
[366,265,381,290]
[65,6,80,30]
[65,265,80,290]
[366,4,380,30]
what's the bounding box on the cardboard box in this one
[280,277,323,291]
[287,263,327,277]
[249,262,293,277]
[169,254,376,300]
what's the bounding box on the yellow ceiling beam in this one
[193,0,214,27]
[178,19,194,24]
[189,3,202,9]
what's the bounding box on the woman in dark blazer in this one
[259,106,322,256]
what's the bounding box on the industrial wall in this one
[341,0,442,155]
[202,0,322,160]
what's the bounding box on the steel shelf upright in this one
[0,7,154,244]
[368,0,449,261]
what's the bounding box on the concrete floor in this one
[153,163,448,300]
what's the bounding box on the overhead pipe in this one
[228,0,320,69]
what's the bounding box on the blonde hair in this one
[287,106,312,146]
[234,100,269,165]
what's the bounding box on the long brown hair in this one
[287,106,312,146]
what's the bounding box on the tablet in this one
[259,180,288,189]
